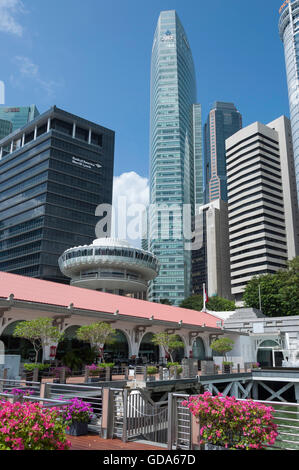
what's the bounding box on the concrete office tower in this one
[226,118,298,302]
[0,105,39,132]
[0,119,12,140]
[204,102,242,204]
[193,104,204,206]
[0,106,114,283]
[268,116,299,257]
[279,0,299,204]
[148,11,198,306]
[192,199,231,299]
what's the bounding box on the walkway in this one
[68,433,163,451]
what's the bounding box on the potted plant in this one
[61,397,93,436]
[222,361,233,374]
[51,366,72,384]
[251,362,260,369]
[23,363,50,382]
[4,388,35,403]
[86,364,100,382]
[182,392,278,450]
[0,401,71,450]
[210,337,234,375]
[167,362,183,379]
[98,363,115,381]
[147,366,158,381]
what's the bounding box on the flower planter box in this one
[66,422,89,436]
[147,376,156,382]
[222,365,232,374]
[88,377,100,383]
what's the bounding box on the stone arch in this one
[192,336,206,361]
[171,334,186,362]
[257,339,281,367]
[0,320,36,362]
[138,332,160,363]
[56,324,97,369]
[104,328,131,363]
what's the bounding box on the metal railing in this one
[0,378,41,395]
[238,398,299,451]
[111,388,124,439]
[168,393,192,450]
[45,382,103,433]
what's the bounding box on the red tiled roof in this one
[0,271,220,328]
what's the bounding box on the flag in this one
[204,288,209,304]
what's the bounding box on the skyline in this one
[0,0,291,206]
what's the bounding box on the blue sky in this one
[0,0,290,186]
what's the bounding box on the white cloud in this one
[11,56,61,100]
[112,171,149,207]
[0,0,24,36]
[111,171,149,247]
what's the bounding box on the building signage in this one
[279,0,290,14]
[72,156,102,170]
[4,108,20,113]
[162,30,174,42]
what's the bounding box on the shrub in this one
[0,401,71,450]
[61,398,93,424]
[167,362,183,374]
[147,366,158,375]
[23,363,49,372]
[4,388,35,399]
[182,392,278,450]
[97,363,115,368]
[51,366,72,378]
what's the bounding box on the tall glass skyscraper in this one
[148,10,199,306]
[0,119,12,140]
[0,105,39,133]
[279,0,299,204]
[204,102,242,204]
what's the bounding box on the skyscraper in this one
[279,0,299,204]
[0,119,12,140]
[148,10,198,306]
[204,102,242,204]
[226,117,299,302]
[0,106,114,283]
[0,105,39,133]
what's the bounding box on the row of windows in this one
[61,247,157,266]
[231,261,286,279]
[230,251,288,266]
[230,236,287,251]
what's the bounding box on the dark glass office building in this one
[204,102,242,203]
[0,105,39,133]
[0,119,12,140]
[0,106,115,283]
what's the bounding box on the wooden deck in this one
[68,433,163,451]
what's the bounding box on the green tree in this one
[151,332,184,362]
[242,257,299,317]
[210,337,234,363]
[13,318,64,363]
[160,299,173,305]
[179,295,235,312]
[76,322,116,363]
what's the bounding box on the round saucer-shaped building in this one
[58,238,160,299]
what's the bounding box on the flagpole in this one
[203,283,206,312]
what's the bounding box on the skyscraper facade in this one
[0,105,39,133]
[148,10,198,306]
[279,0,299,204]
[226,117,298,302]
[0,119,12,140]
[0,106,114,283]
[204,102,242,204]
